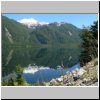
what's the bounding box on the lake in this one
[2,46,81,84]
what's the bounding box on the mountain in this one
[2,16,82,47]
[2,16,33,46]
[29,22,82,45]
[18,18,49,28]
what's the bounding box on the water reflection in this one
[6,49,14,65]
[23,63,80,84]
[2,46,81,77]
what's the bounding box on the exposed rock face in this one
[44,58,98,86]
[5,27,13,44]
[6,49,14,65]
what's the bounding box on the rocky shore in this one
[44,58,98,86]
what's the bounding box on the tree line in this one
[80,21,98,66]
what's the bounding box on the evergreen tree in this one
[80,21,98,66]
[90,21,98,40]
[16,75,25,85]
[90,21,98,55]
[15,64,25,85]
[8,77,15,86]
[2,79,8,86]
[15,64,24,74]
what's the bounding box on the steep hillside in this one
[29,22,82,45]
[2,16,82,47]
[2,16,33,46]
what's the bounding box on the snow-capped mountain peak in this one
[18,18,49,28]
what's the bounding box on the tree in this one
[80,21,98,66]
[90,21,98,40]
[15,64,24,73]
[90,21,98,56]
[15,64,25,85]
[2,79,8,86]
[8,78,15,86]
[16,75,25,85]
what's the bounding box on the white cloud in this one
[18,18,49,27]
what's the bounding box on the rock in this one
[91,82,98,86]
[75,80,83,86]
[82,77,93,85]
[73,76,79,81]
[77,68,86,76]
[50,79,58,85]
[67,82,76,86]
[61,76,64,79]
[64,77,74,84]
[45,82,50,86]
[94,61,98,66]
[66,72,73,77]
[83,78,89,83]
[72,70,76,74]
[43,58,98,86]
[56,78,63,82]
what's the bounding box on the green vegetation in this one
[2,64,45,86]
[2,46,81,77]
[2,59,98,86]
[80,21,98,66]
[2,16,33,46]
[15,65,26,86]
[2,65,26,86]
[2,16,81,47]
[30,22,81,45]
[2,15,82,77]
[2,16,98,86]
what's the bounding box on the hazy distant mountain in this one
[2,16,82,46]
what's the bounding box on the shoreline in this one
[2,58,98,86]
[43,58,98,86]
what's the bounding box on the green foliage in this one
[15,64,24,73]
[15,64,26,85]
[90,21,98,40]
[2,15,82,47]
[2,15,82,76]
[2,72,17,86]
[80,21,98,66]
[30,22,81,45]
[2,65,26,86]
[7,77,15,86]
[2,79,8,86]
[2,16,33,46]
[16,75,25,85]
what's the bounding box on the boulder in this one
[56,78,63,82]
[64,77,74,84]
[77,68,86,76]
[50,79,58,85]
[75,80,83,86]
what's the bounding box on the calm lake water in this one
[2,46,81,84]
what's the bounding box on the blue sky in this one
[2,14,98,28]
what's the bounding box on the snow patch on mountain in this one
[18,18,49,27]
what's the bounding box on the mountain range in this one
[2,16,82,47]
